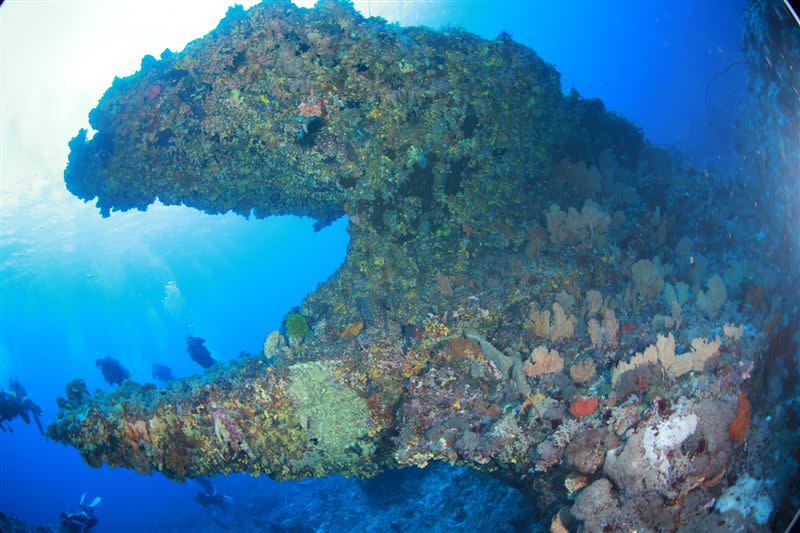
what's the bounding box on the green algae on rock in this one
[287,360,376,475]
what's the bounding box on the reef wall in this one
[50,1,799,530]
[742,0,800,274]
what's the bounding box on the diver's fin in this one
[90,496,102,508]
[80,492,86,505]
[32,410,44,435]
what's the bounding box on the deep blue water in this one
[0,0,749,530]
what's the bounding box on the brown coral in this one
[584,289,603,318]
[569,359,597,384]
[696,274,727,318]
[297,96,326,118]
[445,337,483,361]
[544,200,610,248]
[631,257,668,300]
[435,273,454,297]
[524,346,564,377]
[611,333,721,387]
[525,224,548,258]
[587,309,619,349]
[554,158,602,196]
[339,321,365,339]
[526,302,577,342]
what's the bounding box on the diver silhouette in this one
[192,477,234,529]
[0,379,44,434]
[59,493,101,533]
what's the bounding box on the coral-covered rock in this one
[714,475,773,527]
[44,0,798,530]
[571,478,618,523]
[570,478,649,533]
[604,399,734,500]
[564,426,620,474]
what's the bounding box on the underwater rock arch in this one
[49,1,798,530]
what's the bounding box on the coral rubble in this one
[48,0,799,530]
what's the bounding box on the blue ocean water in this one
[1,0,755,531]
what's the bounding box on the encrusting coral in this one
[46,1,799,531]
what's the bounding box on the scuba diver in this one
[193,477,233,512]
[187,336,217,369]
[193,477,234,529]
[95,356,130,386]
[59,493,101,533]
[151,362,175,383]
[0,379,44,434]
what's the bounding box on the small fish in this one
[187,337,216,369]
[95,356,130,386]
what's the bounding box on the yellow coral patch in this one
[339,321,365,339]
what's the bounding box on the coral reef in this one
[695,274,727,319]
[631,257,668,301]
[525,303,577,342]
[524,346,563,378]
[284,312,310,342]
[0,512,56,533]
[611,333,722,387]
[544,200,611,249]
[47,0,799,530]
[234,463,532,532]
